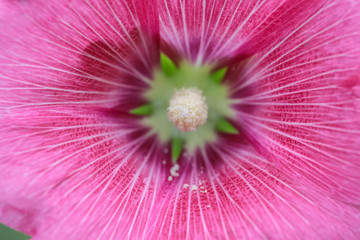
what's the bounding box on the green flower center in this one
[131,54,238,162]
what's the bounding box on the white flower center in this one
[167,87,208,132]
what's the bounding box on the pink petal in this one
[159,0,287,63]
[0,0,159,111]
[226,0,360,236]
[229,0,360,202]
[0,0,159,237]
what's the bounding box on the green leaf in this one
[210,67,227,84]
[171,138,184,163]
[0,223,30,240]
[160,53,178,76]
[130,104,153,115]
[215,118,238,134]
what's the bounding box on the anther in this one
[167,87,208,132]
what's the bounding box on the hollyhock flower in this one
[1,0,360,239]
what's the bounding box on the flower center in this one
[130,53,239,162]
[168,87,208,132]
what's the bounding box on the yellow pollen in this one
[167,87,208,132]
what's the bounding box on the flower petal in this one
[227,0,360,232]
[0,0,159,237]
[0,0,159,112]
[158,0,286,63]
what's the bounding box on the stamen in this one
[168,87,208,132]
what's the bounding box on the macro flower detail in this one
[0,0,360,240]
[167,87,208,132]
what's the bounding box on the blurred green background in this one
[0,223,30,240]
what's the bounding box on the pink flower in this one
[1,0,360,239]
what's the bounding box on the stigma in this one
[167,87,208,132]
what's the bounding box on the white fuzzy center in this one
[167,87,208,132]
